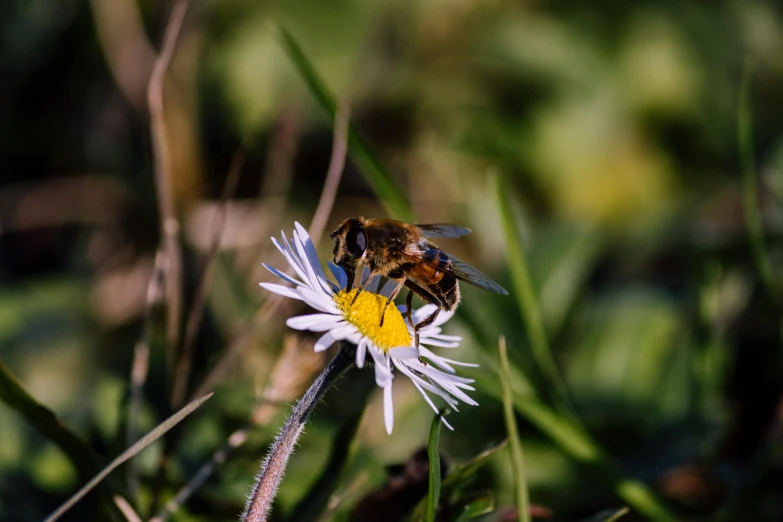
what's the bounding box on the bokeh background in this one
[2,0,783,520]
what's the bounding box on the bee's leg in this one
[405,290,414,327]
[413,306,441,350]
[350,268,378,306]
[379,279,405,327]
[343,265,356,292]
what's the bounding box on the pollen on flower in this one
[334,289,412,352]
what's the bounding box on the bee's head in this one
[330,218,367,267]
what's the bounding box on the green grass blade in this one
[441,439,507,491]
[493,175,573,413]
[44,393,213,522]
[499,336,530,522]
[0,361,102,481]
[424,410,444,522]
[738,60,776,300]
[411,439,507,520]
[279,25,412,221]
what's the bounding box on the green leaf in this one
[0,361,102,481]
[44,393,213,522]
[499,336,530,522]
[454,492,494,521]
[279,25,412,221]
[424,410,444,522]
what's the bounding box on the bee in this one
[330,217,508,347]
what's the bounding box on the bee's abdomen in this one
[434,272,459,311]
[411,250,461,311]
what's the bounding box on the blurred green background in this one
[1,0,783,520]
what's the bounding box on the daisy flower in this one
[260,222,478,434]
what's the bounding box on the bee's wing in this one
[400,249,509,295]
[417,224,472,238]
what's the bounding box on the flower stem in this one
[241,343,355,522]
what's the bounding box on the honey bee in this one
[330,217,508,346]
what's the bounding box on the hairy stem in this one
[241,344,355,522]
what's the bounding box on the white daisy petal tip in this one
[383,385,394,434]
[293,221,309,239]
[388,347,419,360]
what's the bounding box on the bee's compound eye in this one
[347,228,366,259]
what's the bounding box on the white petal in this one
[410,377,440,415]
[313,326,355,352]
[431,309,455,327]
[272,236,309,285]
[295,222,330,279]
[409,380,455,431]
[411,304,438,324]
[440,416,454,430]
[286,314,344,332]
[262,263,303,287]
[418,338,461,349]
[427,334,462,342]
[419,348,479,373]
[412,362,475,385]
[397,358,477,407]
[293,224,333,295]
[296,287,338,313]
[384,384,394,434]
[394,361,459,407]
[259,283,302,301]
[369,346,392,387]
[437,381,478,406]
[431,357,479,369]
[420,326,442,336]
[328,262,348,289]
[341,331,361,347]
[356,338,368,368]
[421,354,456,374]
[388,347,419,360]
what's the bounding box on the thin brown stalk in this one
[308,99,350,245]
[147,0,189,371]
[113,495,144,522]
[258,109,300,204]
[171,152,244,408]
[146,0,191,513]
[126,252,166,496]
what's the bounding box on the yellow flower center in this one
[334,289,412,352]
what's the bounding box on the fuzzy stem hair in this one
[240,343,355,522]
